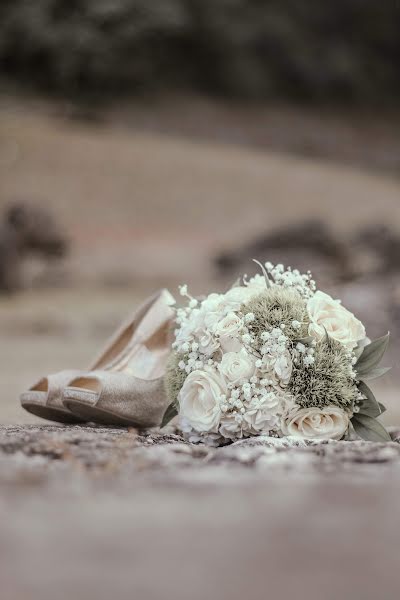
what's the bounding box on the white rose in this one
[196,328,220,356]
[200,287,260,337]
[219,350,256,385]
[219,413,243,439]
[178,367,226,433]
[244,407,279,433]
[214,311,244,352]
[244,391,291,433]
[307,291,365,349]
[282,406,349,440]
[202,293,226,330]
[274,351,293,386]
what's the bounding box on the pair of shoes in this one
[20,290,176,428]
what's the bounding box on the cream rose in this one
[214,311,244,352]
[282,406,349,440]
[307,291,365,349]
[178,367,226,433]
[219,350,255,385]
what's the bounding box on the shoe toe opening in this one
[31,378,48,393]
[68,377,102,394]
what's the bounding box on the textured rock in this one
[1,424,400,600]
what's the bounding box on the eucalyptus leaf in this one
[357,336,371,349]
[378,402,387,415]
[355,333,390,376]
[358,366,391,381]
[353,337,370,360]
[353,345,364,361]
[161,403,178,428]
[351,413,391,442]
[357,381,381,418]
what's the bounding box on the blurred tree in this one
[0,0,398,103]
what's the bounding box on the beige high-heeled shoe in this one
[62,290,175,427]
[20,369,85,424]
[20,289,175,424]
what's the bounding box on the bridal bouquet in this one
[163,261,391,446]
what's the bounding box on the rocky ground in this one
[1,424,400,600]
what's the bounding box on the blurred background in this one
[1,0,400,424]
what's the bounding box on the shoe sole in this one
[21,400,84,424]
[63,399,148,428]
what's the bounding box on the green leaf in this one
[358,366,391,381]
[353,346,364,361]
[378,402,387,414]
[354,337,370,360]
[161,403,178,428]
[357,381,382,418]
[355,333,390,376]
[351,413,391,442]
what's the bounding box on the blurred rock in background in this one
[0,203,68,293]
[215,221,400,286]
[215,220,353,285]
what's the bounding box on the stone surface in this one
[1,424,400,600]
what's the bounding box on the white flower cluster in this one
[264,262,316,299]
[172,262,367,445]
[293,340,316,368]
